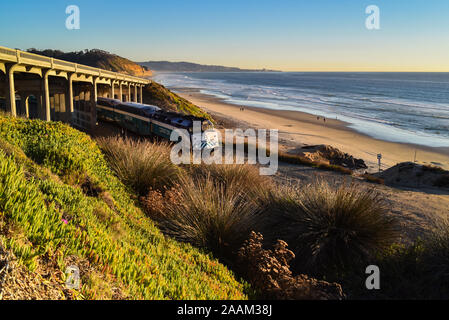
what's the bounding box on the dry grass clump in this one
[413,222,449,298]
[97,136,183,196]
[144,163,274,258]
[422,164,446,174]
[188,163,273,197]
[361,174,385,185]
[434,174,449,188]
[158,175,263,258]
[260,180,398,275]
[237,232,344,300]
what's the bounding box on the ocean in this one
[153,72,449,148]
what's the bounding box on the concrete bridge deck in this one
[0,45,150,130]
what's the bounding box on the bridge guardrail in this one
[0,47,16,57]
[0,45,150,84]
[54,60,75,68]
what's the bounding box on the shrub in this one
[260,180,398,276]
[353,221,449,299]
[159,175,263,259]
[418,221,449,299]
[422,164,446,174]
[97,136,183,196]
[434,175,449,188]
[414,222,449,298]
[237,231,344,300]
[140,186,181,221]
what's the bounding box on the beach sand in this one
[176,88,449,171]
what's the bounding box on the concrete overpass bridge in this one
[0,45,150,130]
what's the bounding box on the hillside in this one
[138,61,278,73]
[0,114,246,299]
[143,81,213,121]
[374,162,449,190]
[27,49,152,77]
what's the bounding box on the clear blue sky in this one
[1,0,449,71]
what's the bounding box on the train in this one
[96,97,219,150]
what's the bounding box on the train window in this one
[119,104,139,116]
[124,106,133,114]
[142,107,158,117]
[97,99,110,107]
[98,98,121,108]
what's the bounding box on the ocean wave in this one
[153,72,449,146]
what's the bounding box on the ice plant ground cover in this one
[0,114,247,299]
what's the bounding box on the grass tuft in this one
[352,220,449,299]
[361,174,385,185]
[97,136,183,196]
[159,175,263,259]
[188,163,273,198]
[260,180,398,276]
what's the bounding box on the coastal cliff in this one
[27,48,152,77]
[142,81,213,120]
[138,60,278,73]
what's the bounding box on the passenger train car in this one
[96,97,219,150]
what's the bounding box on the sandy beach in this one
[176,88,449,171]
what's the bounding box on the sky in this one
[1,0,449,71]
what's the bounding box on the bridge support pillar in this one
[22,93,30,119]
[90,82,97,128]
[42,70,51,121]
[93,77,98,102]
[140,85,143,103]
[66,74,75,123]
[119,82,123,102]
[111,82,115,99]
[6,65,17,117]
[134,84,137,102]
[128,83,131,102]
